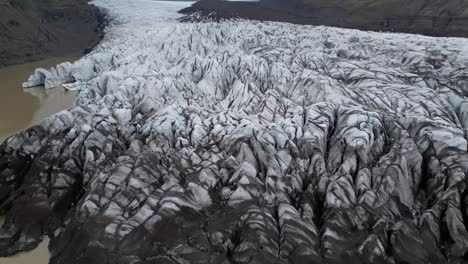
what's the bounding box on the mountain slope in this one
[180,0,468,37]
[0,0,105,67]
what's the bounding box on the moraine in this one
[1,0,468,263]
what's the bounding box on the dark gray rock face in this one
[0,0,106,67]
[179,0,468,38]
[2,1,468,263]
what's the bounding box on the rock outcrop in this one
[180,0,468,38]
[0,0,106,67]
[2,0,468,263]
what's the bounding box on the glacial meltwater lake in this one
[0,57,77,263]
[0,57,77,143]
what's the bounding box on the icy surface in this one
[3,0,468,263]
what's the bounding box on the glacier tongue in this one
[2,0,468,263]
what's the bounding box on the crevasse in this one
[2,0,468,263]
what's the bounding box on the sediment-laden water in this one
[0,57,77,264]
[0,57,77,143]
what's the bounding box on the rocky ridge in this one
[0,0,105,67]
[2,0,468,263]
[180,0,468,38]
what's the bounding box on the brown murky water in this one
[0,57,78,263]
[0,57,77,143]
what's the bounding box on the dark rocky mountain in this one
[180,0,468,38]
[0,0,105,67]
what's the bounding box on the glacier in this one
[3,0,468,263]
